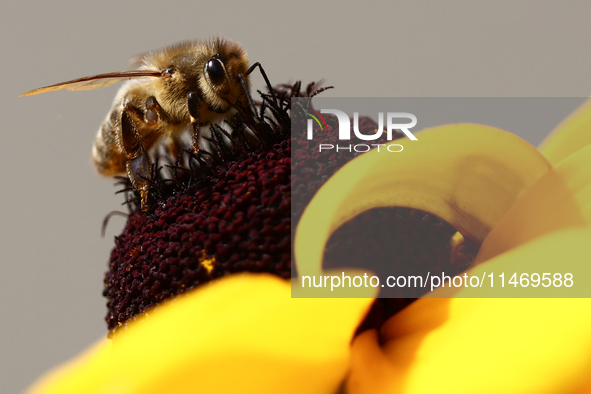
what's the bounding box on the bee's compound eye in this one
[205,58,226,86]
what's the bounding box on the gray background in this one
[2,1,591,392]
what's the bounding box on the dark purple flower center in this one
[103,83,480,333]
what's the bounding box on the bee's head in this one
[142,38,250,118]
[200,39,250,112]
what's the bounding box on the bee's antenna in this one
[238,74,259,119]
[245,62,278,106]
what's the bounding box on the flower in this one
[26,95,591,393]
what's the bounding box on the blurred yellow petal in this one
[540,98,591,165]
[350,300,591,394]
[348,229,591,394]
[27,274,373,394]
[25,339,113,394]
[296,124,550,277]
[475,141,591,264]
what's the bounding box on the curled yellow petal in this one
[540,98,591,165]
[349,229,591,394]
[295,124,550,277]
[476,142,591,264]
[432,228,591,298]
[26,274,373,394]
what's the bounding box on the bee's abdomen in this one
[92,111,127,176]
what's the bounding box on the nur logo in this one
[305,109,417,141]
[304,109,418,153]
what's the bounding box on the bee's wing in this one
[129,51,152,69]
[20,70,162,97]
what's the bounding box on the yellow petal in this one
[475,141,591,264]
[295,124,550,277]
[26,274,373,394]
[351,300,591,394]
[348,229,591,394]
[25,339,113,394]
[539,98,591,165]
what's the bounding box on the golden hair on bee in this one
[20,37,272,211]
[136,38,250,121]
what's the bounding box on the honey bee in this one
[21,37,269,211]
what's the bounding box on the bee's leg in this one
[187,92,201,153]
[120,106,152,211]
[145,95,183,161]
